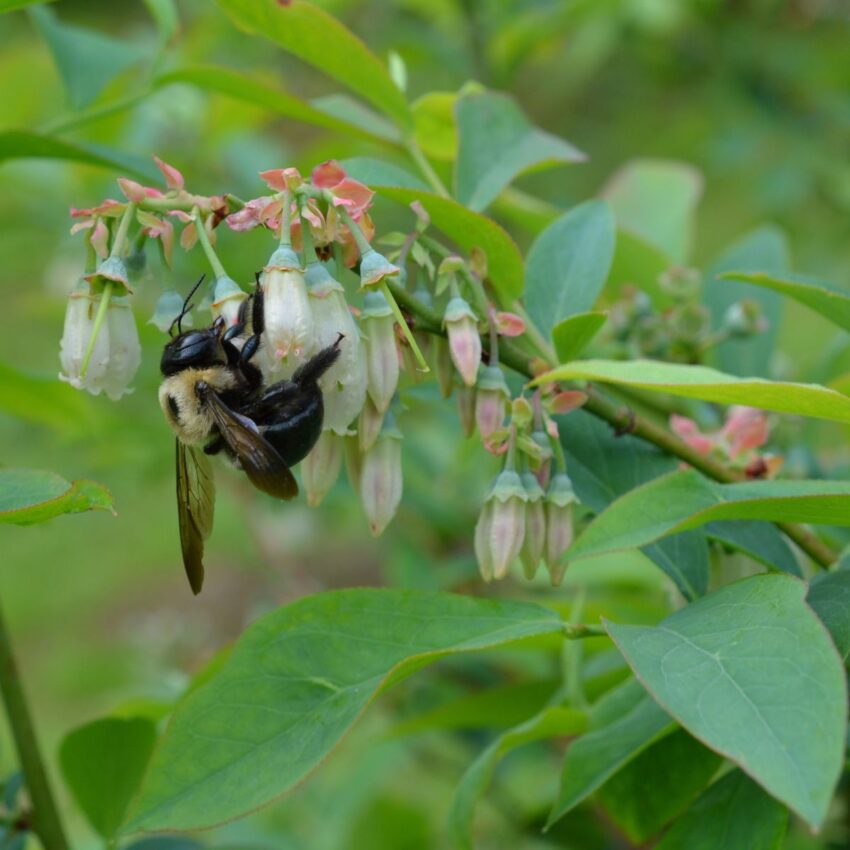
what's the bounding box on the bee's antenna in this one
[168,274,206,337]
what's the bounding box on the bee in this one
[159,277,342,594]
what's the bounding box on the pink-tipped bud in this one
[520,472,546,580]
[302,430,344,507]
[475,365,510,441]
[457,384,477,438]
[306,261,367,434]
[485,469,528,579]
[210,275,248,328]
[261,246,314,378]
[361,290,399,413]
[358,395,385,452]
[359,416,403,536]
[443,296,481,387]
[545,473,577,582]
[434,337,455,398]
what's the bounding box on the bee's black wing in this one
[202,387,298,500]
[176,440,215,595]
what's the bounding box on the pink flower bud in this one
[457,384,477,438]
[361,291,399,413]
[669,414,714,456]
[302,430,344,507]
[475,365,510,441]
[210,276,248,328]
[444,297,481,387]
[520,472,546,580]
[486,470,527,579]
[261,246,314,378]
[722,406,769,458]
[545,473,576,574]
[494,311,525,337]
[359,417,403,536]
[117,178,147,203]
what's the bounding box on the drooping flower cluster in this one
[60,156,584,577]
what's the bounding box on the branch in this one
[386,280,837,570]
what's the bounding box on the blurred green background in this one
[1,0,849,847]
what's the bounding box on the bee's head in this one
[160,319,226,376]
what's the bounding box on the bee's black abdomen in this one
[262,392,324,467]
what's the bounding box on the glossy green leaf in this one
[606,575,846,828]
[656,769,788,850]
[412,91,457,161]
[341,157,427,191]
[142,0,178,43]
[705,521,800,577]
[0,0,53,11]
[370,187,524,301]
[125,590,563,832]
[60,717,157,839]
[807,570,850,663]
[525,201,616,339]
[568,469,850,562]
[537,358,850,424]
[215,0,412,130]
[596,730,722,843]
[705,227,788,377]
[558,410,709,599]
[548,679,674,827]
[552,312,607,364]
[722,269,850,332]
[454,90,585,211]
[0,469,113,525]
[449,705,586,849]
[602,159,703,263]
[29,6,145,109]
[123,837,203,850]
[0,131,159,181]
[154,67,397,144]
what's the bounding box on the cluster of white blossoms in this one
[60,157,581,580]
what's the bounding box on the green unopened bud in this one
[302,430,343,507]
[444,296,481,387]
[520,472,546,580]
[475,365,510,440]
[359,415,403,536]
[668,302,710,344]
[545,473,577,580]
[659,266,701,301]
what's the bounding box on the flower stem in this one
[336,204,372,256]
[406,140,450,198]
[191,207,227,280]
[298,203,318,264]
[278,189,292,248]
[109,202,136,259]
[79,282,113,379]
[380,282,430,372]
[0,603,69,850]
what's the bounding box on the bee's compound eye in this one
[167,394,180,420]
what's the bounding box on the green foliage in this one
[551,311,607,364]
[0,469,113,524]
[607,575,846,828]
[59,717,157,839]
[125,590,563,832]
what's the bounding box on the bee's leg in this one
[238,283,265,366]
[291,333,344,387]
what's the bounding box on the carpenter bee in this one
[159,277,342,594]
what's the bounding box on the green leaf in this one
[548,679,674,827]
[525,201,616,339]
[370,187,524,301]
[606,575,847,828]
[142,0,178,43]
[155,67,397,145]
[558,410,709,600]
[807,570,850,663]
[536,358,850,424]
[0,130,159,181]
[705,521,800,577]
[449,705,586,850]
[59,717,157,839]
[704,227,788,377]
[29,5,145,109]
[0,469,113,525]
[552,312,607,364]
[411,91,457,161]
[454,90,585,211]
[722,269,850,333]
[124,589,563,832]
[215,0,412,131]
[0,0,53,12]
[596,730,722,843]
[602,159,703,263]
[568,469,850,562]
[124,840,203,850]
[655,769,789,850]
[340,157,427,191]
[606,228,673,306]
